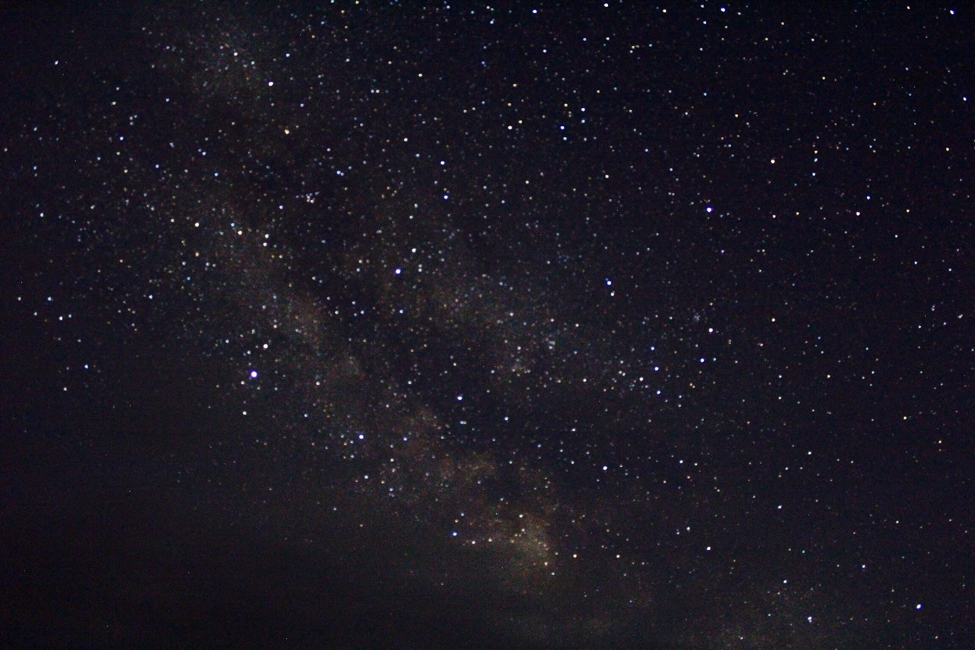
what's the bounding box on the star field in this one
[2,3,973,648]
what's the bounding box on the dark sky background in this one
[2,2,973,648]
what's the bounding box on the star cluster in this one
[2,3,973,648]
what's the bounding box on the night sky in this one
[2,2,973,648]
